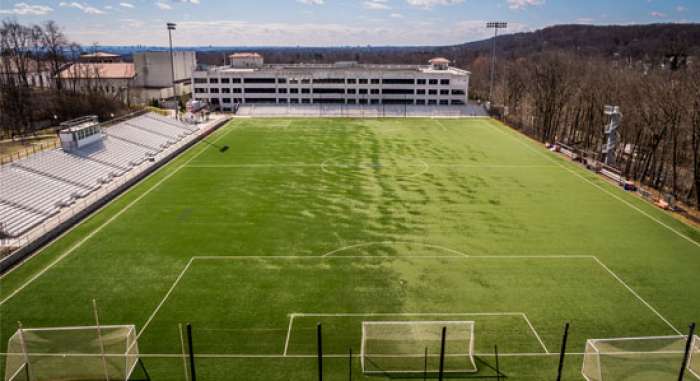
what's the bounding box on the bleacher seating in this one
[0,112,199,238]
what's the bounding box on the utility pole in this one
[167,22,178,119]
[486,22,508,106]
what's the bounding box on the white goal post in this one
[360,320,477,375]
[582,335,700,381]
[4,325,140,381]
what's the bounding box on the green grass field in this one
[1,117,700,380]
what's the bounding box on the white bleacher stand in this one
[0,112,199,240]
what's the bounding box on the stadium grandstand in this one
[0,112,227,267]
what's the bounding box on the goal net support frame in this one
[581,335,700,381]
[4,325,141,381]
[360,320,477,375]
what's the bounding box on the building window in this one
[382,78,414,85]
[440,79,450,85]
[290,98,299,103]
[428,99,437,105]
[452,89,465,95]
[417,79,426,85]
[440,100,449,105]
[359,99,368,104]
[347,99,356,104]
[209,78,219,84]
[244,78,276,84]
[301,88,310,94]
[222,98,231,103]
[382,89,414,95]
[290,88,299,94]
[232,88,242,93]
[416,99,426,105]
[428,89,437,95]
[289,79,299,84]
[313,78,345,84]
[278,88,288,93]
[195,87,207,93]
[301,98,311,103]
[221,78,230,84]
[359,89,368,94]
[416,89,426,95]
[370,79,380,84]
[359,79,368,84]
[370,89,380,95]
[221,88,231,93]
[429,79,438,85]
[370,99,380,104]
[278,78,287,84]
[452,100,465,105]
[440,89,449,95]
[301,79,311,84]
[347,79,356,84]
[210,88,220,93]
[347,89,356,94]
[194,78,207,84]
[232,78,241,83]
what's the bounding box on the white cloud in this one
[650,11,667,18]
[364,0,390,10]
[676,6,687,12]
[390,12,404,18]
[119,2,135,8]
[297,0,324,4]
[0,2,53,15]
[506,0,544,10]
[59,2,106,14]
[405,0,463,9]
[156,1,173,9]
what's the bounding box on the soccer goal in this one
[360,321,477,375]
[4,325,142,381]
[582,335,700,381]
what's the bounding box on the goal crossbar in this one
[361,320,476,375]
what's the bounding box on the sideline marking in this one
[489,121,700,249]
[321,241,469,257]
[0,124,233,307]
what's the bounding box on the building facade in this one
[192,54,470,112]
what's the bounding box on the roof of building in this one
[201,62,470,76]
[80,52,120,58]
[229,52,263,59]
[429,57,450,65]
[59,63,136,80]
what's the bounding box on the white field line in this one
[138,254,679,348]
[321,241,469,257]
[0,352,587,359]
[283,314,295,356]
[592,257,681,335]
[521,313,550,353]
[285,312,549,355]
[135,258,195,342]
[186,163,559,169]
[490,121,700,249]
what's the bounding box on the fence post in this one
[348,347,352,381]
[317,323,323,381]
[679,323,697,381]
[557,322,570,381]
[438,326,446,381]
[187,323,197,381]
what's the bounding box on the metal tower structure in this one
[603,105,622,166]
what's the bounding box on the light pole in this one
[167,22,178,119]
[486,21,507,106]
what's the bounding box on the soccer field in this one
[1,117,699,380]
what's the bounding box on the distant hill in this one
[98,23,700,66]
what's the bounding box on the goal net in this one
[582,335,700,381]
[361,321,476,375]
[4,325,139,381]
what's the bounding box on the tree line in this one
[475,51,700,210]
[0,19,126,140]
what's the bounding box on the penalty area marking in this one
[137,253,681,347]
[283,312,550,356]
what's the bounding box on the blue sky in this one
[0,0,697,46]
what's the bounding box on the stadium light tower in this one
[486,21,508,105]
[167,22,178,119]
